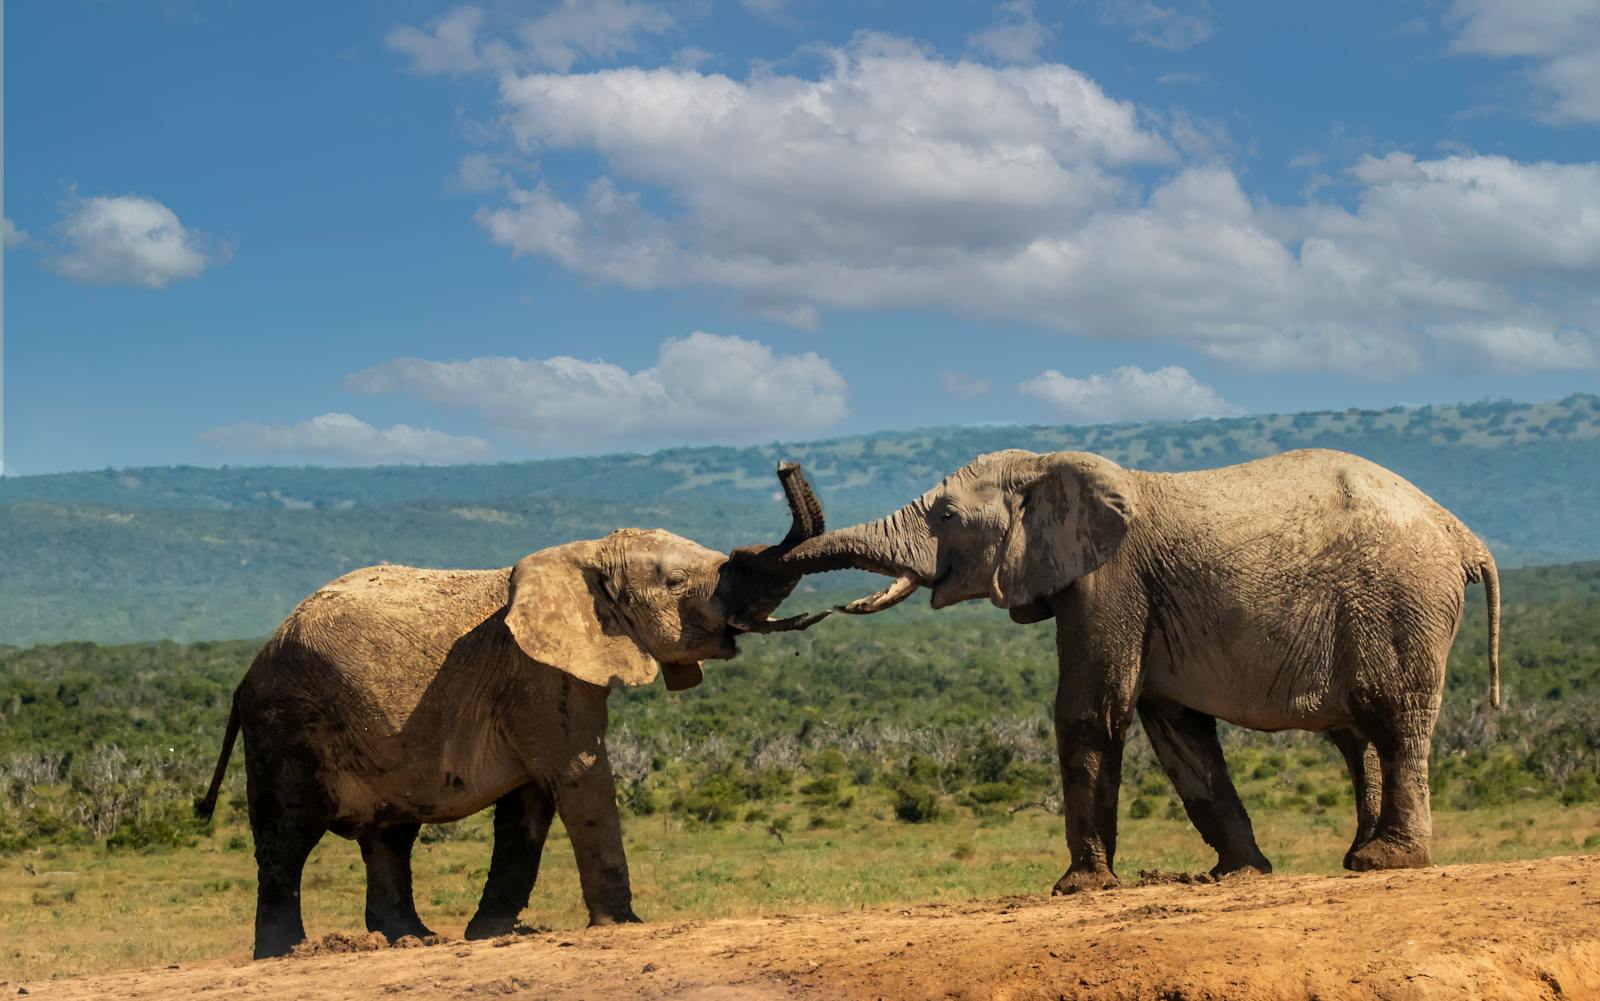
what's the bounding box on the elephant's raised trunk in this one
[717,462,832,632]
[772,496,939,616]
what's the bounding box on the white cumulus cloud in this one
[1020,366,1242,423]
[1449,0,1600,123]
[477,36,1170,312]
[407,31,1600,379]
[199,413,492,465]
[344,332,848,448]
[49,194,226,289]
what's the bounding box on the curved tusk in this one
[837,574,920,615]
[729,609,832,634]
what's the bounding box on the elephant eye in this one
[664,569,689,590]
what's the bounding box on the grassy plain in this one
[5,792,1599,981]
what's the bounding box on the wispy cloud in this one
[1020,365,1242,422]
[1098,1,1214,51]
[970,0,1051,63]
[941,372,995,398]
[387,1,674,76]
[199,413,491,465]
[2,217,28,248]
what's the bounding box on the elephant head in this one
[772,450,1136,623]
[508,463,830,693]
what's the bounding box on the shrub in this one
[966,782,1020,805]
[893,784,942,823]
[1561,771,1599,806]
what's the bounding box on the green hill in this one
[3,394,1598,646]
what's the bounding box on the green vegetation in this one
[3,562,1596,857]
[3,394,1599,646]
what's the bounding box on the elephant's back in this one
[1177,449,1468,534]
[1156,449,1487,587]
[254,566,514,732]
[279,565,512,659]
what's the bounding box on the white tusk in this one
[837,574,920,615]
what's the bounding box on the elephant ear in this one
[505,540,660,688]
[990,453,1135,612]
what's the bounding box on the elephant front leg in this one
[555,751,641,925]
[1327,728,1382,869]
[465,783,557,940]
[1050,633,1140,894]
[1139,700,1271,878]
[1052,714,1129,894]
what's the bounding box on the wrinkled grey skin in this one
[199,468,827,959]
[777,448,1500,892]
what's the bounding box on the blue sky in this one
[5,0,1598,474]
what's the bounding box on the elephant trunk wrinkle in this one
[780,496,937,583]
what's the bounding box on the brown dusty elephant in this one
[772,448,1500,892]
[197,464,829,959]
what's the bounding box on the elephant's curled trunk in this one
[718,462,832,632]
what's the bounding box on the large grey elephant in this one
[773,448,1500,892]
[197,465,828,959]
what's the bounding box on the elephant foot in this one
[464,912,520,941]
[1052,868,1120,895]
[1345,834,1431,872]
[383,921,436,944]
[366,911,436,944]
[252,931,304,961]
[587,908,643,927]
[1210,858,1272,880]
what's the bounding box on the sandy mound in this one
[28,855,1600,999]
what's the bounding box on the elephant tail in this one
[1466,549,1501,710]
[195,688,242,820]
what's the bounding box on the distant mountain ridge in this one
[3,394,1598,646]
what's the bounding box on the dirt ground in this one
[14,855,1600,1000]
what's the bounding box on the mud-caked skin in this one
[776,448,1501,892]
[198,471,830,960]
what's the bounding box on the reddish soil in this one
[23,855,1600,1000]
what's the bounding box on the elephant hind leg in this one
[1327,727,1383,869]
[1346,691,1440,872]
[465,783,556,940]
[246,744,332,959]
[358,823,434,942]
[1138,700,1272,878]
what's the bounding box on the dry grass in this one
[4,801,1598,982]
